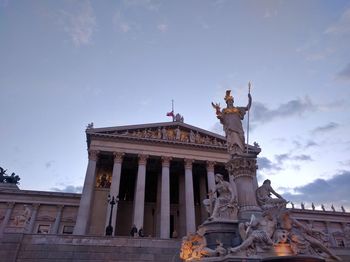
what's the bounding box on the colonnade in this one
[73,149,219,238]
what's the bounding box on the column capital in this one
[113,152,124,164]
[6,202,15,209]
[184,159,193,170]
[88,150,100,161]
[206,161,216,172]
[32,203,40,210]
[161,156,172,167]
[138,154,148,165]
[56,204,64,211]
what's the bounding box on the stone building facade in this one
[0,120,349,261]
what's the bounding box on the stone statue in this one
[229,210,277,255]
[175,126,181,140]
[279,210,341,261]
[0,167,6,183]
[256,179,286,209]
[0,167,21,185]
[311,202,315,211]
[87,122,94,129]
[189,130,195,143]
[212,88,252,155]
[161,127,167,140]
[321,204,326,211]
[203,173,238,221]
[301,202,305,210]
[331,204,336,212]
[341,206,346,212]
[291,202,295,209]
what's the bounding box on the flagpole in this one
[246,82,251,153]
[172,99,174,121]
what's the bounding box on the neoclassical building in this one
[0,119,349,261]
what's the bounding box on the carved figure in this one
[341,206,346,213]
[229,210,277,255]
[279,210,341,261]
[157,127,161,139]
[0,167,6,183]
[291,202,295,209]
[301,202,305,210]
[203,174,238,221]
[189,130,195,143]
[87,122,94,129]
[312,202,315,211]
[180,233,215,260]
[212,89,251,154]
[256,179,286,209]
[161,127,167,140]
[321,204,326,211]
[331,204,335,212]
[14,205,31,226]
[175,126,181,140]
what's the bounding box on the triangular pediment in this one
[86,121,227,149]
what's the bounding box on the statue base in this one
[198,220,241,250]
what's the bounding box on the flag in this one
[166,111,174,117]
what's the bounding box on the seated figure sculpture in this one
[203,173,238,221]
[256,179,287,209]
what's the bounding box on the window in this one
[62,225,74,234]
[37,225,50,234]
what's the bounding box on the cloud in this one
[58,0,96,47]
[311,122,339,134]
[51,185,83,193]
[258,153,312,173]
[258,157,281,172]
[325,8,350,35]
[157,23,168,33]
[282,171,350,210]
[336,63,350,81]
[251,97,315,124]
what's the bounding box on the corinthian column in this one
[105,152,124,236]
[133,154,148,229]
[73,149,99,235]
[184,159,196,234]
[160,156,171,239]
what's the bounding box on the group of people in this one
[130,224,144,237]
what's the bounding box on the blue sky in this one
[1,0,350,210]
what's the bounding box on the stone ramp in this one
[0,233,182,262]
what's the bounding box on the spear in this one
[246,82,251,153]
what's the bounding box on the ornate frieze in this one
[107,126,226,147]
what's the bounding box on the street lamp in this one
[105,194,118,236]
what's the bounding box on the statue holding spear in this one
[212,83,252,155]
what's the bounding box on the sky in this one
[1,0,350,211]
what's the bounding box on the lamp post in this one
[105,195,118,236]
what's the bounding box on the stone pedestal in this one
[226,153,261,220]
[198,221,241,250]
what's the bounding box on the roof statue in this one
[212,86,252,155]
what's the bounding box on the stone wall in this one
[0,233,182,262]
